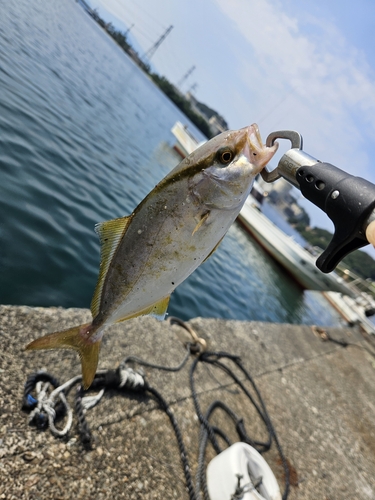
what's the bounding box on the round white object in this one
[206,442,282,500]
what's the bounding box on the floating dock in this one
[1,305,375,499]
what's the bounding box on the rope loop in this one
[26,379,73,437]
[22,371,61,412]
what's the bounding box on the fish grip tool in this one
[261,130,375,273]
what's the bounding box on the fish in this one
[26,124,278,388]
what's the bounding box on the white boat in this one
[171,121,205,157]
[238,198,375,334]
[237,197,355,296]
[323,291,375,335]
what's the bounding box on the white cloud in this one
[213,0,375,184]
[94,0,375,230]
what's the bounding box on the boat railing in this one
[308,245,375,299]
[335,265,375,301]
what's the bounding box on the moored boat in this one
[171,121,205,157]
[237,196,355,296]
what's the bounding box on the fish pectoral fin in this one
[25,323,101,390]
[203,235,225,263]
[91,215,133,318]
[116,295,171,323]
[192,211,210,235]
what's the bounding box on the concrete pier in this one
[1,304,375,499]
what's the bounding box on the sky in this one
[89,0,375,240]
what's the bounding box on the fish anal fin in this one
[116,295,171,323]
[80,340,101,390]
[147,295,171,320]
[25,323,100,389]
[203,235,225,263]
[91,216,132,317]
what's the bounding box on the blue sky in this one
[90,0,375,239]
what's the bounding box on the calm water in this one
[0,0,344,326]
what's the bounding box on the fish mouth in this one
[245,123,279,171]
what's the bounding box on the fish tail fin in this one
[26,323,100,389]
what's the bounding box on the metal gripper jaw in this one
[260,131,375,273]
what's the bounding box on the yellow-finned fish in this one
[26,124,278,388]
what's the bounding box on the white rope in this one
[48,391,73,437]
[28,380,73,437]
[81,389,105,411]
[27,368,144,439]
[118,367,145,389]
[48,375,82,406]
[28,382,50,424]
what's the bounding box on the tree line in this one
[89,9,214,138]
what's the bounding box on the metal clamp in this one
[261,130,304,184]
[167,316,207,353]
[260,128,375,272]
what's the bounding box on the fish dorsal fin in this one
[116,295,171,323]
[91,216,132,317]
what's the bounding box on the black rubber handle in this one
[296,162,375,272]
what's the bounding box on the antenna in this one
[142,25,173,61]
[177,66,196,88]
[124,24,134,37]
[187,83,198,94]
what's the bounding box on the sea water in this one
[0,0,343,326]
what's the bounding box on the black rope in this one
[190,351,290,500]
[22,323,290,499]
[325,331,375,359]
[120,342,192,372]
[71,367,197,500]
[144,383,197,500]
[75,385,94,450]
[314,326,375,357]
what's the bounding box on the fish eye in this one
[217,148,234,165]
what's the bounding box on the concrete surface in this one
[1,304,375,499]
